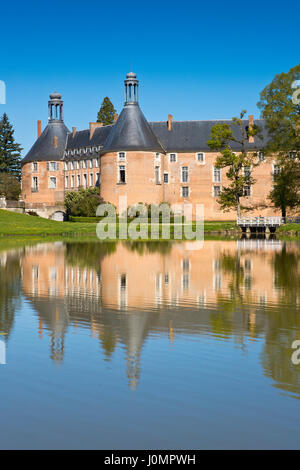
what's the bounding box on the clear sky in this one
[1,0,299,155]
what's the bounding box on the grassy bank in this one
[0,210,237,237]
[277,223,300,236]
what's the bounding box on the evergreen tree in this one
[97,97,117,125]
[0,113,22,178]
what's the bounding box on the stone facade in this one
[21,72,278,220]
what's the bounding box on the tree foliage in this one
[0,113,22,178]
[268,160,300,217]
[97,97,117,125]
[65,187,104,217]
[0,173,21,200]
[258,63,300,216]
[207,110,261,218]
[257,63,300,156]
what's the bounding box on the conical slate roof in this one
[21,121,69,164]
[101,104,165,154]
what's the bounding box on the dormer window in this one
[196,152,205,163]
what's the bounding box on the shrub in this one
[65,187,104,217]
[0,173,21,200]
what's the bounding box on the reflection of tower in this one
[123,313,150,390]
[50,333,65,363]
[48,306,68,364]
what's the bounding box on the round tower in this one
[100,71,165,210]
[21,92,69,217]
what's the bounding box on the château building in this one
[21,71,277,220]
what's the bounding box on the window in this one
[181,166,189,183]
[155,152,160,161]
[48,161,59,171]
[155,166,161,184]
[196,152,205,163]
[213,167,221,182]
[90,173,94,186]
[243,166,251,178]
[83,160,87,169]
[119,165,126,183]
[49,177,57,189]
[96,173,100,185]
[93,158,98,168]
[169,153,177,162]
[32,162,38,172]
[65,176,69,189]
[258,151,265,161]
[77,175,81,187]
[243,185,251,196]
[76,161,80,169]
[118,152,126,161]
[273,164,280,179]
[71,161,75,170]
[164,173,169,183]
[213,185,221,197]
[181,186,189,197]
[64,162,68,170]
[289,151,297,159]
[32,176,38,191]
[89,159,93,169]
[71,175,75,188]
[83,173,87,188]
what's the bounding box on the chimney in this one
[72,127,77,138]
[89,122,103,140]
[113,113,118,123]
[248,115,254,143]
[37,120,41,138]
[168,114,173,131]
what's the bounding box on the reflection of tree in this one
[124,241,172,255]
[0,252,21,339]
[261,307,300,398]
[272,243,300,304]
[65,241,116,269]
[211,251,254,342]
[99,325,118,361]
[261,243,300,397]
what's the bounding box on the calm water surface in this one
[0,238,300,449]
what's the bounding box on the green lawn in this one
[0,209,97,236]
[278,223,300,235]
[0,209,238,237]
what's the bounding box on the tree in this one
[65,187,104,217]
[257,64,300,216]
[257,63,300,157]
[0,113,22,178]
[207,110,261,218]
[268,160,300,217]
[97,97,117,125]
[0,173,21,200]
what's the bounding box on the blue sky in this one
[1,0,299,155]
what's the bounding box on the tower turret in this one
[124,71,139,105]
[48,91,64,122]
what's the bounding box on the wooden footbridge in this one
[237,217,283,233]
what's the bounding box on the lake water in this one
[0,237,300,449]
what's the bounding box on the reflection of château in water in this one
[19,239,300,392]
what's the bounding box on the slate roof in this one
[21,121,70,164]
[101,104,165,153]
[149,119,268,152]
[66,125,113,151]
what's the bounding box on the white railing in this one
[237,217,282,226]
